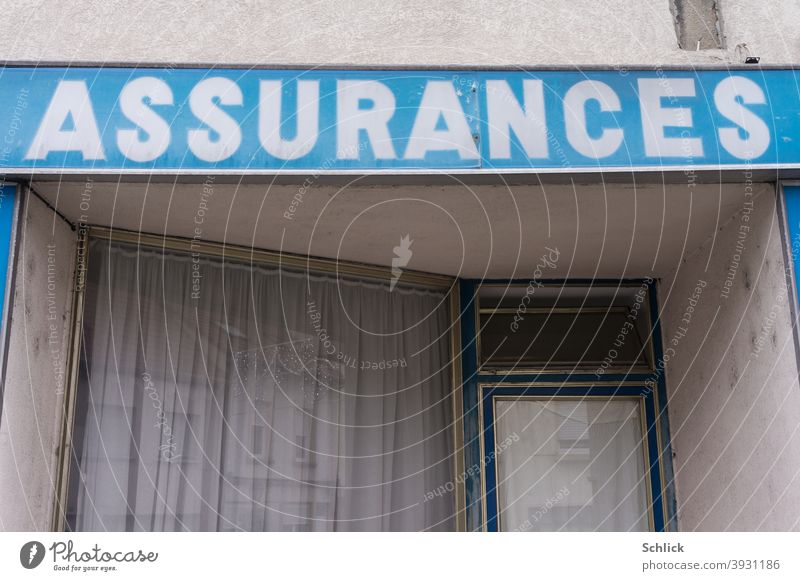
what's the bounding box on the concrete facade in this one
[0,189,75,531]
[0,1,797,66]
[661,183,800,530]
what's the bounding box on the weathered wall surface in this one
[672,0,723,50]
[32,180,750,280]
[0,189,75,531]
[721,0,800,63]
[0,0,797,66]
[661,182,800,531]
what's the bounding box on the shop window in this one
[491,397,649,531]
[64,238,456,532]
[477,284,654,372]
[459,279,672,532]
[480,383,663,532]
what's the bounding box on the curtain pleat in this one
[69,240,455,532]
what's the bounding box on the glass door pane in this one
[494,398,649,531]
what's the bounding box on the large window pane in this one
[494,399,649,531]
[67,240,455,531]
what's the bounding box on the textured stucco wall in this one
[721,0,800,63]
[0,0,796,66]
[661,183,800,531]
[0,189,75,531]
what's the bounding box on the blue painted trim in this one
[458,280,482,531]
[477,374,657,383]
[481,383,666,531]
[482,392,499,532]
[648,279,678,530]
[779,185,800,412]
[783,186,800,300]
[0,186,17,321]
[643,388,666,532]
[0,184,17,423]
[475,278,652,285]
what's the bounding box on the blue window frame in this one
[481,383,664,531]
[781,184,800,309]
[458,279,676,532]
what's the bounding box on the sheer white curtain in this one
[494,399,648,531]
[68,240,455,531]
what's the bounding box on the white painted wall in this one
[0,0,797,66]
[661,183,800,530]
[0,188,76,531]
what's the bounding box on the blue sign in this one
[0,66,796,172]
[0,185,15,334]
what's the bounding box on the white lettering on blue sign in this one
[117,77,172,162]
[0,67,786,171]
[26,80,106,160]
[486,79,548,159]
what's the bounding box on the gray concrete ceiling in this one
[32,178,762,279]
